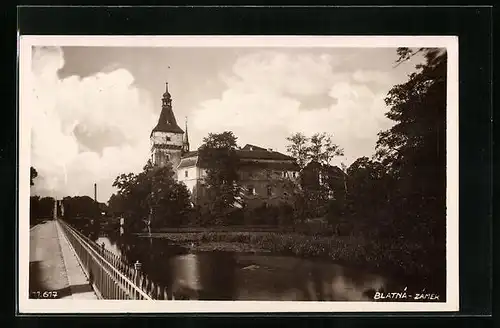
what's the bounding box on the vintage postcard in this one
[18,35,459,313]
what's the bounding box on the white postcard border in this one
[18,35,459,313]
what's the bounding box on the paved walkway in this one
[29,219,98,299]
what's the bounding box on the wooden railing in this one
[57,219,171,300]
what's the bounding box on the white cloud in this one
[30,46,157,202]
[190,51,396,166]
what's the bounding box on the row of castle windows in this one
[245,184,334,199]
[245,185,288,197]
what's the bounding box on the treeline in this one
[346,48,446,245]
[30,196,57,220]
[30,195,108,223]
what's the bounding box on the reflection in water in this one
[89,227,393,301]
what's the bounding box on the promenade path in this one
[29,219,98,300]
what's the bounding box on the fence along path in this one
[58,219,171,300]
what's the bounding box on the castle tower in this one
[182,116,190,154]
[150,82,184,173]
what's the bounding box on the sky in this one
[29,45,424,203]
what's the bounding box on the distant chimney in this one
[94,183,97,202]
[249,146,253,151]
[268,148,273,152]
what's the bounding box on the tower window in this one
[165,136,171,142]
[185,170,188,178]
[292,172,296,178]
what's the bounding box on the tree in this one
[108,193,127,217]
[346,157,390,214]
[376,47,447,241]
[36,196,55,218]
[30,196,40,224]
[61,196,101,219]
[321,133,344,165]
[148,163,192,227]
[307,133,325,163]
[112,160,192,230]
[30,167,38,186]
[112,171,149,224]
[286,133,309,169]
[286,132,345,220]
[286,132,344,168]
[198,131,240,223]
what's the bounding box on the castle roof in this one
[151,83,184,135]
[241,144,268,151]
[237,148,295,161]
[178,144,298,170]
[177,156,198,169]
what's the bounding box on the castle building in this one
[150,83,300,208]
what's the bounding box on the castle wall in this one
[179,164,299,209]
[177,166,198,195]
[237,167,299,208]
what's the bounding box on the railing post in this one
[134,260,142,272]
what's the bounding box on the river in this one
[81,226,419,302]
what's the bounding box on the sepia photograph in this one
[18,36,458,313]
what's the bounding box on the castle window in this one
[283,171,288,178]
[185,170,188,178]
[247,185,255,196]
[292,172,296,178]
[266,185,273,197]
[165,136,171,141]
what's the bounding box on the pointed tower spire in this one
[151,81,184,136]
[182,116,190,153]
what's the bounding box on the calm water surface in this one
[88,228,403,301]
